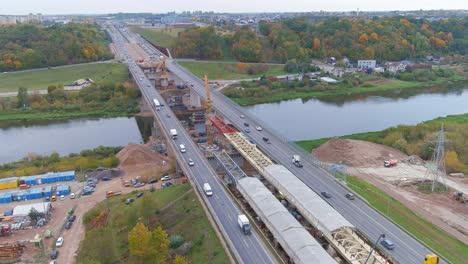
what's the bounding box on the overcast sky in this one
[1,0,467,15]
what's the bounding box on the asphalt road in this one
[125,31,445,264]
[109,26,275,264]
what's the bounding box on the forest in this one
[170,16,467,63]
[0,23,113,71]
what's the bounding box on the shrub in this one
[169,234,185,249]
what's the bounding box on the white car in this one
[55,237,64,247]
[256,126,263,131]
[70,193,75,199]
[161,175,171,181]
[188,159,195,166]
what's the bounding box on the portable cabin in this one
[56,185,70,196]
[0,177,19,190]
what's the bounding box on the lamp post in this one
[365,234,385,264]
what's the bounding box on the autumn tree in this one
[150,225,170,263]
[128,222,151,258]
[370,32,378,41]
[358,34,368,46]
[445,150,464,173]
[231,27,262,62]
[313,38,320,50]
[16,87,28,108]
[173,255,188,264]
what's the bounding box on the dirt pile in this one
[312,138,408,167]
[117,144,161,167]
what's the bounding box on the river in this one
[0,117,144,164]
[245,86,468,141]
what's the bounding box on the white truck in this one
[153,99,161,110]
[203,183,213,196]
[170,129,178,139]
[237,214,251,235]
[292,155,303,168]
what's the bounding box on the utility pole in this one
[423,124,448,192]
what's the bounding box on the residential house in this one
[385,61,407,73]
[357,60,376,69]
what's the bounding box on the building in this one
[385,61,407,73]
[13,202,51,217]
[357,60,376,69]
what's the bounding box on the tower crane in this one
[204,75,213,146]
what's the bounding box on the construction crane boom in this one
[205,75,213,145]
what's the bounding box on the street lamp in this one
[364,234,385,264]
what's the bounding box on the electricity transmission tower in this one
[423,124,448,192]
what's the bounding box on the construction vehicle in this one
[19,184,30,190]
[292,155,303,168]
[423,254,439,264]
[106,191,122,198]
[0,224,11,236]
[204,75,213,146]
[170,129,178,139]
[384,159,398,167]
[237,214,251,235]
[453,192,468,203]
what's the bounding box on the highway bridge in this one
[108,25,276,264]
[111,24,443,264]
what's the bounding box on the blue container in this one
[20,175,39,186]
[0,193,12,204]
[56,185,70,196]
[4,209,13,216]
[25,188,43,200]
[44,186,52,197]
[15,190,27,202]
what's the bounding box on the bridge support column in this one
[190,89,201,108]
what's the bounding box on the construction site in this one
[313,137,468,245]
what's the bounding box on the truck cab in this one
[292,155,303,167]
[203,183,213,196]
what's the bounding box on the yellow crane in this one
[155,56,168,86]
[204,75,213,146]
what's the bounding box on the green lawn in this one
[130,26,185,48]
[0,63,128,93]
[345,175,467,264]
[178,61,286,80]
[76,184,228,264]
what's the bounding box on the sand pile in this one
[312,138,408,167]
[117,144,161,167]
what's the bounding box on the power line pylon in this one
[423,124,448,192]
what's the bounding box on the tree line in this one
[0,22,113,71]
[170,16,467,63]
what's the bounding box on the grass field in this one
[295,113,468,152]
[130,26,185,48]
[76,184,228,264]
[0,63,128,93]
[0,110,132,122]
[345,175,467,264]
[178,61,286,80]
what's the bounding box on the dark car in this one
[321,191,332,198]
[101,177,111,181]
[68,215,76,222]
[136,192,144,198]
[244,122,249,127]
[381,239,395,250]
[50,250,59,259]
[125,198,135,204]
[162,182,173,188]
[64,221,72,229]
[262,137,271,144]
[345,193,355,200]
[149,178,158,184]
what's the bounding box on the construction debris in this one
[0,243,25,259]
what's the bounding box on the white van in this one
[179,144,186,153]
[203,183,213,196]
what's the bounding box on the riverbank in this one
[0,109,134,122]
[224,68,467,106]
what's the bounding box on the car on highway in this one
[161,175,171,181]
[55,237,64,247]
[381,239,395,250]
[50,250,59,260]
[240,114,245,119]
[244,128,250,133]
[345,193,355,200]
[136,192,144,198]
[262,137,270,143]
[321,191,332,198]
[244,122,249,127]
[188,158,195,166]
[256,126,263,131]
